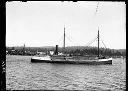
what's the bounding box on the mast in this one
[63,26,65,50]
[98,29,99,58]
[23,44,25,55]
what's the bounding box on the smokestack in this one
[54,45,58,55]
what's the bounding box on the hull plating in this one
[31,57,112,65]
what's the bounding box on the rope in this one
[85,36,98,47]
[56,34,63,47]
[94,2,99,15]
[65,33,80,46]
[100,38,107,49]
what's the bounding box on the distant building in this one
[58,52,63,55]
[50,51,54,55]
[37,51,46,55]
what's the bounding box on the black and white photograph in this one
[6,1,126,90]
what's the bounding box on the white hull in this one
[98,58,112,61]
[31,56,112,65]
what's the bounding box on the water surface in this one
[6,55,126,90]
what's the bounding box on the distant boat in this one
[31,27,112,65]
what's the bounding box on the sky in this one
[6,1,126,49]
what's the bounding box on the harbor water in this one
[6,55,126,90]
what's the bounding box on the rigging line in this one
[85,39,97,47]
[57,34,63,46]
[65,34,78,46]
[65,35,73,44]
[88,37,98,47]
[99,35,107,49]
[85,36,98,47]
[65,32,80,46]
[94,2,99,15]
[86,37,97,47]
[101,39,107,49]
[66,33,75,42]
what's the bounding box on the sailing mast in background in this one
[63,26,65,50]
[98,28,99,58]
[95,2,100,58]
[23,44,25,55]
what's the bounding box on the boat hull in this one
[31,57,112,65]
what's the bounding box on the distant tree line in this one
[59,46,126,58]
[6,46,126,58]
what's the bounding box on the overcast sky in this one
[6,1,126,49]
